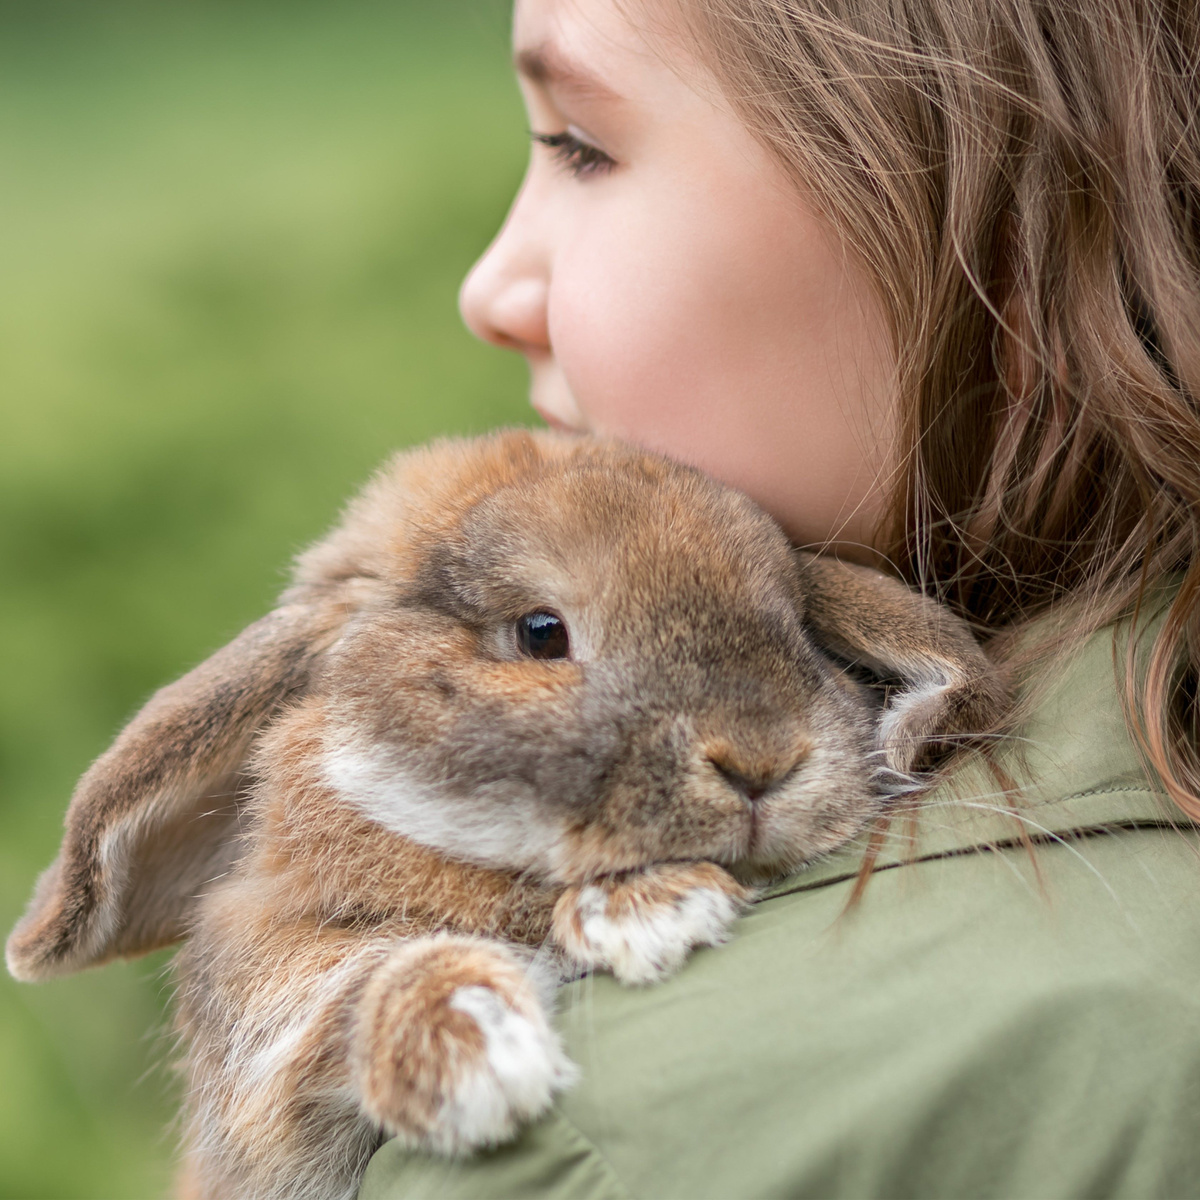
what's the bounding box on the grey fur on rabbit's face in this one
[312,441,954,886]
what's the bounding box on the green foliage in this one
[0,2,528,1193]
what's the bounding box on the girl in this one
[362,0,1200,1196]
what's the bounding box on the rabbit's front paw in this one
[553,862,754,985]
[353,936,577,1156]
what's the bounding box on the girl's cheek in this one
[545,207,897,550]
[548,229,718,441]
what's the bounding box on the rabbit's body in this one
[8,431,1007,1200]
[177,801,562,1198]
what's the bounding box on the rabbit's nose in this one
[710,761,770,803]
[705,740,811,804]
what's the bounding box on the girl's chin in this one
[528,367,589,434]
[531,400,588,435]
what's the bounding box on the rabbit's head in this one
[7,430,1005,980]
[313,439,886,883]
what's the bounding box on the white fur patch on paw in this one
[567,884,742,986]
[430,985,578,1155]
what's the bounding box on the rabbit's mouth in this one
[715,776,884,880]
[734,799,783,867]
[745,804,764,855]
[721,800,791,875]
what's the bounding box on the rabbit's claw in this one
[552,862,754,986]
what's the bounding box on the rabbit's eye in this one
[516,611,570,660]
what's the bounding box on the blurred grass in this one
[0,2,530,1195]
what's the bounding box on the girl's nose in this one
[459,185,551,354]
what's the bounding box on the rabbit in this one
[6,429,1007,1200]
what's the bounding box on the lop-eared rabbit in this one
[8,431,1005,1199]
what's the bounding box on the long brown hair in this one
[664,0,1200,817]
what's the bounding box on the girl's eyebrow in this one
[514,43,624,103]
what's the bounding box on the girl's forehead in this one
[512,0,702,108]
[513,0,628,96]
[514,0,634,58]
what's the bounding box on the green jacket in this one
[359,623,1200,1200]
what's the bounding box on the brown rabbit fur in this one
[7,430,1007,1200]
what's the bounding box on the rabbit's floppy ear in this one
[6,589,353,982]
[793,553,1008,774]
[5,429,562,984]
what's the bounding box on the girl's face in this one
[460,0,897,558]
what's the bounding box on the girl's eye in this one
[531,130,615,179]
[516,611,570,660]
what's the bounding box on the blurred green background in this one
[0,2,530,1194]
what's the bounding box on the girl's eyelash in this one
[531,131,615,178]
